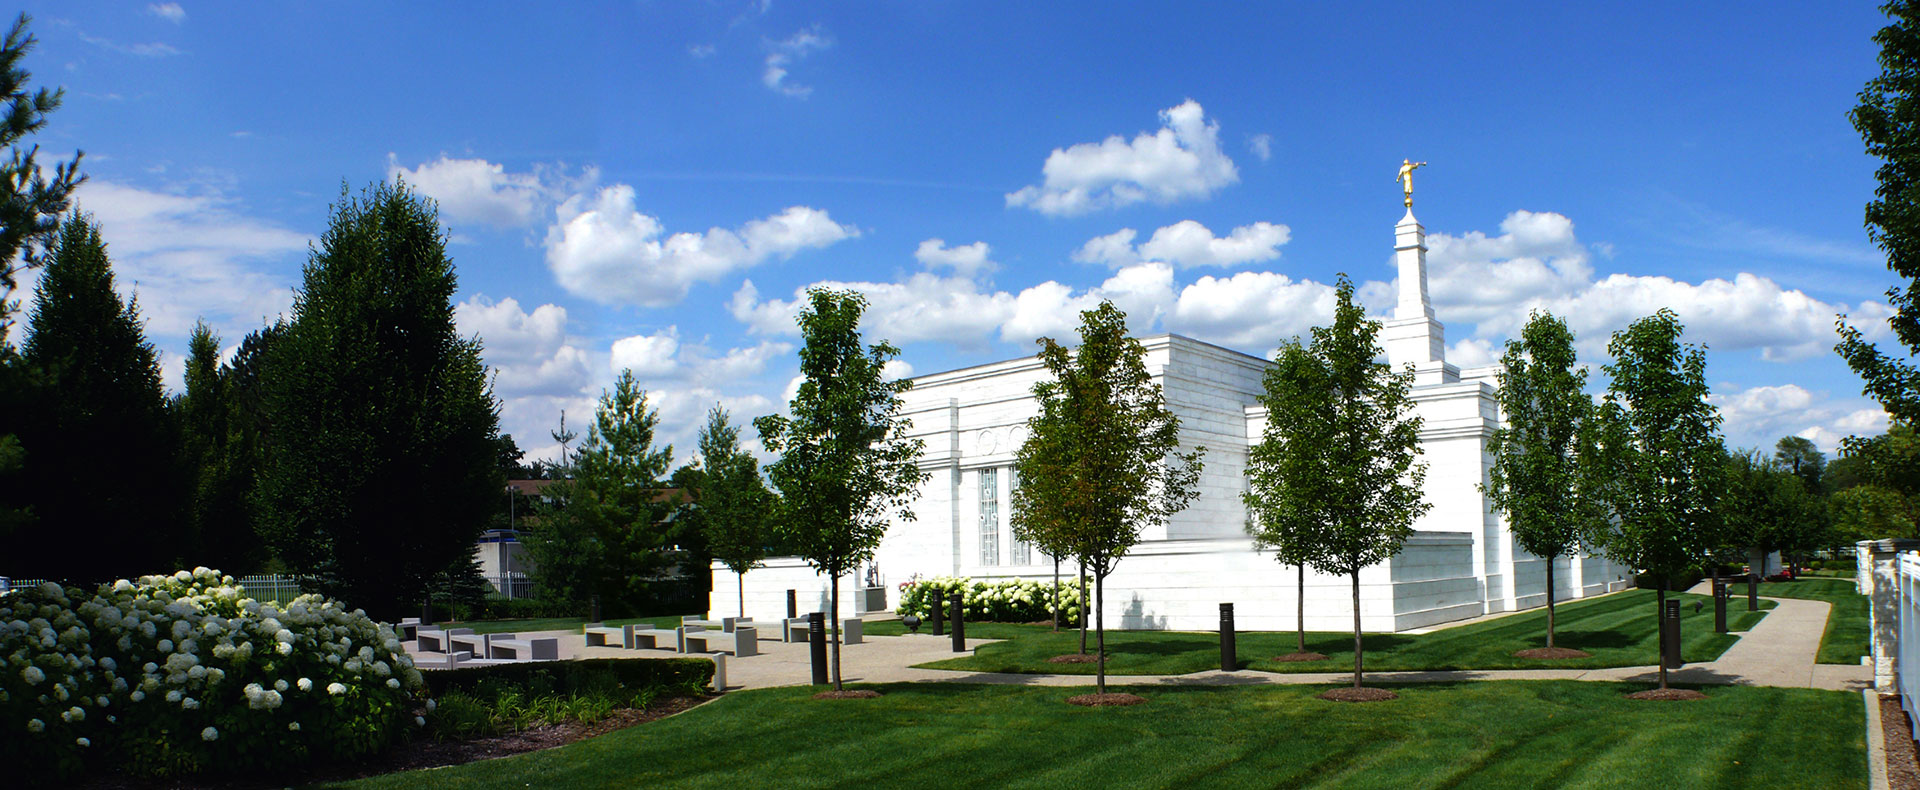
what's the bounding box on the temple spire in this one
[1381,165,1456,385]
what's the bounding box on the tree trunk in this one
[738,570,747,619]
[1096,570,1107,696]
[1052,557,1060,632]
[1545,558,1556,650]
[1078,560,1089,655]
[830,572,843,692]
[1350,569,1363,689]
[1296,563,1307,654]
[1655,579,1668,691]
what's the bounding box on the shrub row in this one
[423,658,713,741]
[897,576,1084,624]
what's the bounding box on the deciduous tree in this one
[1841,0,1920,422]
[1244,338,1334,659]
[1483,312,1603,654]
[756,288,927,693]
[691,407,776,618]
[1013,300,1203,697]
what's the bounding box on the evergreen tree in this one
[177,322,265,575]
[692,407,775,618]
[756,288,927,693]
[9,216,179,581]
[1586,309,1725,693]
[522,371,675,614]
[254,181,501,616]
[1010,300,1203,698]
[1244,338,1335,660]
[1482,312,1603,654]
[1276,276,1427,695]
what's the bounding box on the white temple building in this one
[712,207,1629,631]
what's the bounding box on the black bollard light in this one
[1662,598,1683,669]
[808,612,828,685]
[589,594,601,625]
[786,589,797,621]
[1713,576,1728,633]
[951,592,966,653]
[931,593,945,636]
[1747,573,1758,612]
[1219,602,1237,672]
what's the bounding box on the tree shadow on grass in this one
[1552,630,1640,650]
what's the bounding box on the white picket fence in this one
[1897,551,1920,739]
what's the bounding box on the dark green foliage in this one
[7,216,180,581]
[690,407,776,618]
[0,12,83,319]
[1248,276,1425,689]
[1010,300,1203,694]
[1841,0,1920,422]
[254,181,501,617]
[1482,312,1601,651]
[522,371,677,616]
[1775,435,1827,494]
[755,288,927,690]
[177,322,267,575]
[1586,309,1725,689]
[1724,449,1828,569]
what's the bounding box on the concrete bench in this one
[415,627,473,653]
[682,616,751,632]
[781,617,862,645]
[684,626,759,657]
[488,636,559,661]
[396,617,424,641]
[583,623,635,649]
[631,626,685,652]
[449,632,491,657]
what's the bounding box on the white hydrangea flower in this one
[26,718,43,733]
[20,665,43,684]
[386,678,400,689]
[288,721,300,732]
[274,679,288,693]
[201,725,218,741]
[61,706,83,723]
[327,682,347,696]
[297,677,312,692]
[75,737,89,747]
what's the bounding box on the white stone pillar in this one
[1381,210,1458,386]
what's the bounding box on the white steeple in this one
[1381,207,1457,386]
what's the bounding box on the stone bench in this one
[415,627,473,653]
[781,617,862,645]
[684,626,759,657]
[631,626,686,651]
[583,623,635,649]
[488,636,559,661]
[396,617,424,641]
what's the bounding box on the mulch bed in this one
[1513,647,1593,659]
[1271,652,1329,662]
[1624,688,1708,701]
[1066,692,1147,707]
[813,689,882,699]
[1048,653,1100,664]
[74,695,711,790]
[1318,687,1398,702]
[1884,694,1920,790]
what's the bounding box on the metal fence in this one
[1899,551,1920,739]
[0,574,313,603]
[485,574,535,600]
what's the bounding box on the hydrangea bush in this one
[1,568,425,783]
[897,576,1084,624]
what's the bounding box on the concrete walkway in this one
[406,592,1871,693]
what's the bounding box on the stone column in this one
[1860,538,1920,690]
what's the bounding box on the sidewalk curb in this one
[1868,689,1890,790]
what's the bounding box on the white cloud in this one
[1710,383,1888,453]
[1248,134,1273,162]
[1006,100,1239,216]
[764,26,830,98]
[65,180,308,342]
[455,295,593,400]
[731,273,1019,348]
[1164,270,1335,349]
[387,155,572,229]
[148,3,186,23]
[882,359,914,380]
[1002,263,1175,343]
[1074,220,1289,270]
[610,328,682,378]
[79,33,181,57]
[914,239,996,277]
[688,43,716,58]
[1446,338,1499,369]
[545,184,858,306]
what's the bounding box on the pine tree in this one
[254,181,501,616]
[10,216,179,581]
[177,322,266,575]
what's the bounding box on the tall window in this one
[979,468,1000,566]
[1008,466,1031,565]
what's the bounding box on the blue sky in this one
[12,1,1903,462]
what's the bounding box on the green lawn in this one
[436,614,689,636]
[901,589,1770,676]
[1756,578,1870,665]
[329,681,1863,790]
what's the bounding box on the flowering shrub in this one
[1,568,425,783]
[897,576,1083,624]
